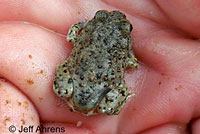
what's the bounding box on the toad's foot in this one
[97,83,135,115]
[127,51,138,69]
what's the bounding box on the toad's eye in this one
[94,10,109,20]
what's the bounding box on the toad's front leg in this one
[67,19,87,45]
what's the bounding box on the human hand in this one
[0,0,200,134]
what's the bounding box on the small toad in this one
[53,10,138,115]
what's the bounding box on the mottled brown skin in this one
[53,10,138,115]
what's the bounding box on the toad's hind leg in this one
[127,51,138,69]
[97,82,135,115]
[67,19,87,44]
[53,61,73,100]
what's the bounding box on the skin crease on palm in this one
[0,0,200,133]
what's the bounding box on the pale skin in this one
[0,0,200,134]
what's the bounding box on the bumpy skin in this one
[53,10,138,115]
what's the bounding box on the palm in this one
[0,0,200,134]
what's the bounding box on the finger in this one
[0,79,39,133]
[0,0,106,34]
[155,0,200,37]
[0,22,70,121]
[139,123,188,134]
[0,0,81,34]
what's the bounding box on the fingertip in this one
[0,79,40,133]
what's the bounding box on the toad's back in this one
[53,10,138,115]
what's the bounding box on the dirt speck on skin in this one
[5,100,11,105]
[78,11,80,15]
[3,117,11,126]
[36,69,48,78]
[39,70,43,74]
[21,119,26,125]
[18,101,22,106]
[25,78,34,85]
[36,69,44,75]
[30,116,35,121]
[39,97,43,102]
[175,85,182,91]
[24,101,29,109]
[28,55,33,59]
